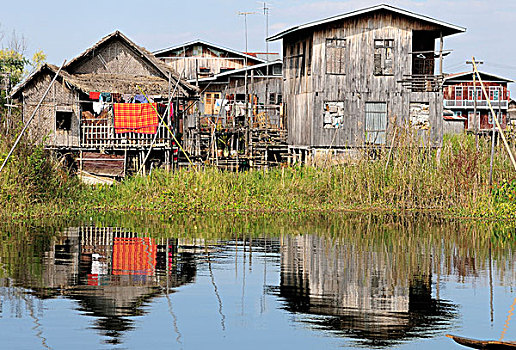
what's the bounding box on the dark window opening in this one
[272,64,282,75]
[301,41,306,77]
[269,93,276,104]
[56,111,72,131]
[326,38,346,75]
[412,31,435,75]
[374,39,394,76]
[307,38,313,76]
[277,94,282,104]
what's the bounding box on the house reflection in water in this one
[277,235,457,347]
[31,226,198,345]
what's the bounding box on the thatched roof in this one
[12,63,191,98]
[11,31,199,99]
[64,31,198,96]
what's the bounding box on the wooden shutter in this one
[326,39,346,75]
[365,102,387,144]
[374,51,382,75]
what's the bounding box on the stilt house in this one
[153,40,272,80]
[267,4,466,160]
[155,40,286,168]
[443,71,512,132]
[185,60,286,165]
[11,31,198,178]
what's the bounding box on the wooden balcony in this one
[443,99,508,109]
[81,119,173,149]
[398,75,444,92]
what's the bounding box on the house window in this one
[192,45,202,56]
[365,102,387,144]
[269,93,276,104]
[489,86,501,101]
[488,112,503,125]
[468,86,482,100]
[204,92,221,115]
[307,38,313,76]
[455,86,463,100]
[277,94,282,104]
[374,39,394,76]
[301,41,306,77]
[325,38,346,75]
[272,64,282,75]
[286,43,302,79]
[323,101,345,128]
[56,110,72,131]
[454,111,463,117]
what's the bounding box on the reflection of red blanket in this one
[114,103,159,134]
[112,237,156,276]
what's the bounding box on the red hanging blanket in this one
[114,103,159,134]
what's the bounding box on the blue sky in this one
[2,0,515,92]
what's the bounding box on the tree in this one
[0,27,46,127]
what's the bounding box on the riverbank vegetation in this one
[2,125,516,220]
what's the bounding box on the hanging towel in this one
[93,102,103,115]
[134,94,148,103]
[112,93,122,103]
[114,103,159,134]
[100,92,112,103]
[89,91,100,100]
[122,94,133,103]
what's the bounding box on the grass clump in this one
[1,122,516,220]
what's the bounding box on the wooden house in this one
[155,40,285,168]
[443,71,512,132]
[11,31,198,178]
[267,4,465,160]
[279,234,455,344]
[194,59,283,119]
[187,59,287,167]
[153,39,268,82]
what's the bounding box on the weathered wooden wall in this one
[282,11,446,148]
[443,120,465,134]
[163,57,250,81]
[21,72,80,148]
[157,44,260,81]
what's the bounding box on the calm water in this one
[0,214,515,349]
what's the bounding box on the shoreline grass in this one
[2,129,516,221]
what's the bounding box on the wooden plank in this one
[81,152,125,177]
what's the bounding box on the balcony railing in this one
[398,75,444,92]
[443,99,508,109]
[80,118,173,149]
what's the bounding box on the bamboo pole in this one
[136,85,197,171]
[384,124,398,174]
[471,58,516,172]
[137,69,183,175]
[0,60,66,174]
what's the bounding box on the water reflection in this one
[2,225,198,345]
[0,214,514,349]
[277,234,457,347]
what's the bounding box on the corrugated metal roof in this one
[153,39,266,63]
